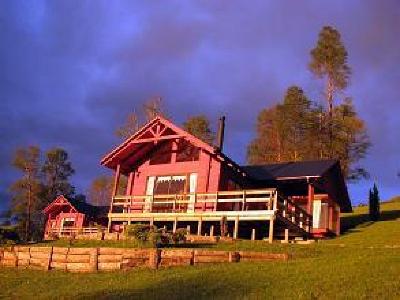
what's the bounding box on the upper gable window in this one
[149,140,173,165]
[176,140,200,162]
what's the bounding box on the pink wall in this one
[124,149,222,196]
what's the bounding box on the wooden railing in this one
[276,196,313,233]
[111,189,277,214]
[46,227,100,237]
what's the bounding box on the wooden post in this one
[112,164,121,198]
[336,206,341,235]
[150,218,154,227]
[186,225,191,234]
[173,218,177,233]
[89,248,98,272]
[148,249,160,269]
[197,218,202,236]
[283,199,287,218]
[307,182,314,215]
[328,204,333,231]
[233,216,239,239]
[268,219,274,244]
[299,212,303,229]
[284,228,289,243]
[107,218,112,233]
[210,225,214,237]
[126,171,134,196]
[242,190,246,211]
[108,164,121,233]
[273,191,278,210]
[46,246,53,271]
[251,228,256,241]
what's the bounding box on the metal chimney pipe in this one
[217,116,225,151]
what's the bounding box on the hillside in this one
[0,199,399,299]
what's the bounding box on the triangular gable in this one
[43,195,78,214]
[101,115,216,170]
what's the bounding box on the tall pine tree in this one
[41,148,75,205]
[9,146,42,241]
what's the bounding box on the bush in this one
[171,228,188,244]
[0,226,19,246]
[125,224,157,241]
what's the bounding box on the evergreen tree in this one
[247,106,281,164]
[9,146,42,241]
[276,86,312,161]
[309,26,351,117]
[247,90,369,180]
[369,183,380,221]
[183,115,215,145]
[41,147,75,205]
[309,26,352,156]
[331,98,370,180]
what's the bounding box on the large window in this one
[146,174,198,196]
[151,175,188,195]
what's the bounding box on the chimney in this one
[216,116,225,151]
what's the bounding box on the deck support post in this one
[197,218,202,236]
[284,228,289,243]
[251,228,256,241]
[173,218,177,233]
[107,218,112,233]
[186,225,191,234]
[268,218,274,244]
[150,218,154,227]
[210,225,214,237]
[233,216,239,239]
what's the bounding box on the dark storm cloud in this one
[1,0,399,210]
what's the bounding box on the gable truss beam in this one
[132,134,183,144]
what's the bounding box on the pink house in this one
[101,115,351,241]
[43,195,108,238]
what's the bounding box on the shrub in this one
[171,228,188,244]
[0,226,19,245]
[125,224,157,241]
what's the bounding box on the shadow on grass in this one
[77,268,251,300]
[341,209,400,234]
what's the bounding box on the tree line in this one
[8,147,75,241]
[248,26,370,180]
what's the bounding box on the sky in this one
[1,0,399,211]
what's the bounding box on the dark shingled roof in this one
[241,160,338,181]
[68,199,109,218]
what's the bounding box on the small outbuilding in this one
[43,195,108,238]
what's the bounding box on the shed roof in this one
[242,160,352,212]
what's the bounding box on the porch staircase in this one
[274,196,313,240]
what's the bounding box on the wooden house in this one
[101,116,351,241]
[43,195,108,238]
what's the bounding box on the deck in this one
[108,188,313,242]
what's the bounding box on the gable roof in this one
[101,115,217,172]
[43,195,109,218]
[241,160,338,181]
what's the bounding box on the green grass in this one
[1,199,400,299]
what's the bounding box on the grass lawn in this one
[1,199,399,299]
